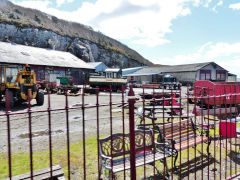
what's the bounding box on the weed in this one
[34,15,41,24]
[14,9,22,15]
[8,13,15,19]
[52,16,58,23]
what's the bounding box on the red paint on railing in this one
[2,84,240,180]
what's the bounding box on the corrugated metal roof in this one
[125,72,162,76]
[127,62,220,76]
[159,62,214,72]
[105,68,120,72]
[122,67,145,72]
[122,66,145,75]
[0,42,94,69]
[88,62,103,68]
[125,66,164,76]
[228,73,237,76]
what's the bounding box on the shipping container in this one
[194,80,240,107]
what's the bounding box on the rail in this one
[1,85,240,179]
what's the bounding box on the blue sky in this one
[10,0,240,76]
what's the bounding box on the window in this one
[6,67,18,83]
[106,72,112,78]
[54,70,65,77]
[200,70,211,80]
[38,70,45,80]
[216,70,226,81]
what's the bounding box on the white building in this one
[124,62,229,85]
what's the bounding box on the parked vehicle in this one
[161,74,181,90]
[194,80,240,107]
[89,68,127,92]
[37,80,57,93]
[0,65,44,107]
[89,75,127,91]
[56,77,80,94]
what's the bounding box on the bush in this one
[67,46,73,51]
[52,16,58,23]
[115,59,123,68]
[34,15,41,24]
[8,13,15,19]
[14,9,22,15]
[100,41,108,49]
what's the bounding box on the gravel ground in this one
[0,92,128,154]
[0,88,186,154]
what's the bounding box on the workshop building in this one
[0,42,94,85]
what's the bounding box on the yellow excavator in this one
[0,64,44,108]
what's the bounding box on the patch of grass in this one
[0,151,58,178]
[1,130,240,179]
[0,136,99,179]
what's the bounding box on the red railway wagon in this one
[194,80,240,107]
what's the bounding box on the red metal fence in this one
[1,85,240,179]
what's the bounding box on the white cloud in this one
[205,42,240,59]
[219,58,240,77]
[217,1,223,6]
[203,0,212,7]
[12,0,52,11]
[11,0,74,10]
[229,2,240,10]
[11,0,208,47]
[133,38,170,47]
[56,0,64,7]
[212,0,223,12]
[198,42,212,53]
[155,42,240,76]
[56,0,75,7]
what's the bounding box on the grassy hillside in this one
[0,0,153,66]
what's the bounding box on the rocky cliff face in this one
[0,0,153,68]
[0,23,141,68]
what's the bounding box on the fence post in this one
[5,89,12,180]
[128,85,136,180]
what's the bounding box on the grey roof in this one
[125,66,165,76]
[105,68,120,73]
[122,67,144,72]
[0,42,94,69]
[125,62,221,76]
[88,62,104,68]
[122,66,145,75]
[158,62,215,72]
[126,72,162,76]
[228,73,237,76]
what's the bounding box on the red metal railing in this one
[1,85,240,179]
